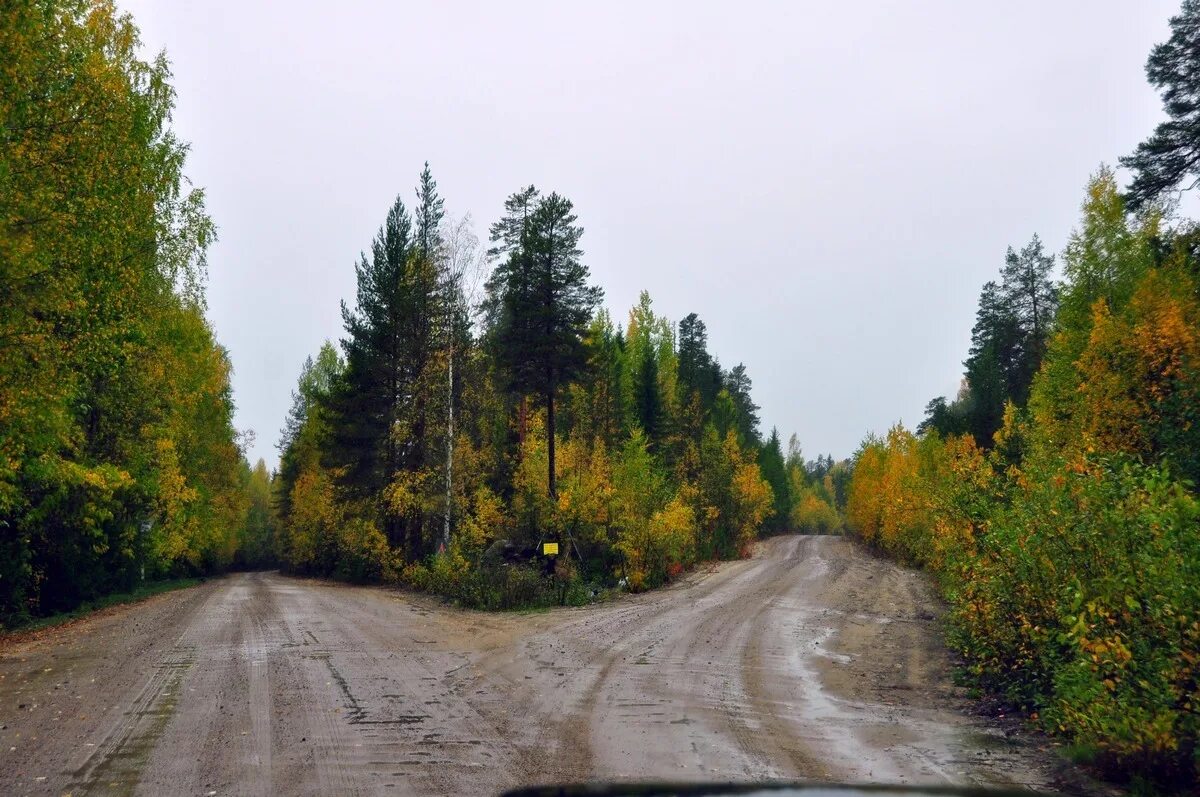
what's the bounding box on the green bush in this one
[950,456,1199,783]
[402,551,567,610]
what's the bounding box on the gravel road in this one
[0,535,1087,795]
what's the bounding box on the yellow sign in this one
[542,542,560,556]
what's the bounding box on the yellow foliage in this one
[553,436,615,547]
[1075,270,1200,460]
[458,485,508,556]
[284,467,338,571]
[791,487,840,534]
[729,458,772,555]
[384,468,437,519]
[616,494,696,590]
[845,439,886,542]
[844,426,990,570]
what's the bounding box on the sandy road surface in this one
[0,535,1086,796]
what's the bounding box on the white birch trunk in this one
[443,342,453,552]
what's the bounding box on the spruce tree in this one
[414,161,445,263]
[326,195,439,552]
[677,313,722,413]
[758,428,791,532]
[635,344,663,444]
[999,234,1058,403]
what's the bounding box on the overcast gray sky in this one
[122,1,1178,468]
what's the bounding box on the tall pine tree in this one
[488,190,602,498]
[1121,0,1200,210]
[962,281,1020,447]
[922,237,1056,447]
[724,363,761,447]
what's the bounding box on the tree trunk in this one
[518,395,527,448]
[547,385,556,500]
[442,344,453,552]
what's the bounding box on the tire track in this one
[1,537,1087,795]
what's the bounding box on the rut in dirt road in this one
[0,535,1081,796]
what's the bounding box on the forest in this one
[270,173,847,607]
[843,6,1200,787]
[1,0,266,626]
[0,0,843,626]
[5,0,1200,791]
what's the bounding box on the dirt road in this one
[0,536,1084,795]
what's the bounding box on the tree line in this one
[0,1,274,628]
[0,1,840,626]
[272,169,846,606]
[843,4,1200,786]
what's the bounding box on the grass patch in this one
[1059,742,1101,766]
[1,578,202,637]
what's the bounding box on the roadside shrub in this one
[843,426,992,570]
[957,456,1199,779]
[334,517,399,583]
[616,494,697,591]
[401,549,566,610]
[847,432,1200,784]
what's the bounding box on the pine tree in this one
[1121,0,1200,210]
[1000,235,1058,404]
[488,190,602,498]
[924,238,1057,444]
[918,395,968,437]
[723,363,761,446]
[481,186,540,333]
[962,281,1019,447]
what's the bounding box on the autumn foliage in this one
[0,2,270,626]
[846,172,1200,785]
[274,285,789,607]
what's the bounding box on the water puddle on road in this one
[768,551,968,784]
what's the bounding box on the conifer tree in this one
[276,342,342,522]
[677,313,722,412]
[326,195,439,552]
[415,162,445,263]
[488,190,602,498]
[723,363,761,446]
[757,428,791,532]
[962,280,1019,447]
[1000,235,1058,403]
[635,345,663,444]
[923,238,1057,445]
[1122,0,1200,210]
